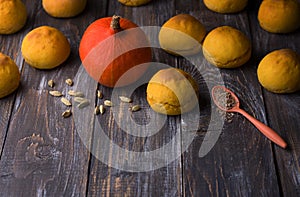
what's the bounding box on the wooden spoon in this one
[211,85,287,149]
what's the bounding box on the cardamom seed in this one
[49,90,63,97]
[119,96,132,103]
[65,78,73,86]
[104,100,113,107]
[62,109,72,118]
[61,97,72,106]
[130,105,141,112]
[100,105,105,114]
[94,106,100,115]
[97,90,103,99]
[48,80,55,88]
[77,100,90,109]
[68,90,84,97]
[74,97,88,103]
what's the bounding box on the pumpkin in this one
[42,0,87,18]
[118,0,151,6]
[79,15,152,87]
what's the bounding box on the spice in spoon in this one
[214,87,237,122]
[214,87,237,110]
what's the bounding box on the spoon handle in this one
[236,108,287,149]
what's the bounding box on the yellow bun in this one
[21,26,71,69]
[42,0,87,18]
[0,0,27,34]
[147,68,199,115]
[118,0,151,6]
[258,0,300,33]
[257,49,300,93]
[202,26,251,68]
[203,0,248,14]
[0,53,20,98]
[159,14,206,56]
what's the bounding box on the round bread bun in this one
[0,0,27,34]
[146,68,199,115]
[257,49,300,93]
[258,0,300,33]
[21,26,71,69]
[203,0,248,14]
[42,0,87,18]
[159,14,206,56]
[0,53,20,98]
[118,0,151,6]
[202,26,251,68]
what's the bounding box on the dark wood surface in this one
[0,0,299,196]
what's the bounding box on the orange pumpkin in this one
[79,15,152,87]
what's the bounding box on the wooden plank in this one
[177,0,281,196]
[87,0,185,196]
[248,1,300,196]
[0,0,105,196]
[0,0,298,196]
[0,0,39,162]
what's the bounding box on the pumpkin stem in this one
[110,15,121,31]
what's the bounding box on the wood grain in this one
[87,0,184,196]
[0,0,38,161]
[248,1,300,196]
[0,0,299,196]
[0,0,102,196]
[177,1,282,196]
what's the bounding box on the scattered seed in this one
[227,117,233,123]
[61,97,72,106]
[130,105,141,112]
[62,109,72,118]
[100,105,105,114]
[104,100,113,107]
[65,78,73,86]
[49,90,63,97]
[68,90,84,97]
[74,97,88,103]
[77,100,90,109]
[48,80,55,88]
[97,90,103,99]
[119,96,132,103]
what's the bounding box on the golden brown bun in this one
[146,68,199,115]
[159,14,206,56]
[257,49,300,93]
[202,26,251,68]
[118,0,151,6]
[203,0,248,14]
[258,0,300,33]
[0,53,20,98]
[0,0,27,34]
[21,26,71,69]
[42,0,87,18]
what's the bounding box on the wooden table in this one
[1,0,299,196]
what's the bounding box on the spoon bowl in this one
[212,85,240,112]
[211,85,287,149]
